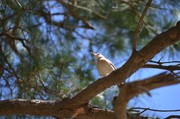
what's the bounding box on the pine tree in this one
[0,0,180,118]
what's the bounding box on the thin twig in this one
[1,32,31,56]
[58,0,107,19]
[129,107,180,113]
[132,0,153,52]
[37,74,64,98]
[143,64,180,71]
[149,60,180,64]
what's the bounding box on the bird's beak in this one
[91,52,97,56]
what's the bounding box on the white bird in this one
[91,52,116,77]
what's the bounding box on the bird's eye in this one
[97,54,100,55]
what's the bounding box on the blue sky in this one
[150,84,180,118]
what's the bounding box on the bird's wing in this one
[96,57,117,76]
[106,59,116,70]
[97,59,112,76]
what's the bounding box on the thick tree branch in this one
[0,99,73,118]
[113,87,128,119]
[75,108,114,119]
[0,99,157,119]
[0,99,114,119]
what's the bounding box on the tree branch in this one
[1,32,31,56]
[0,99,73,118]
[165,115,180,119]
[56,0,96,29]
[57,0,107,19]
[113,87,128,119]
[112,72,179,119]
[129,107,180,113]
[0,99,116,119]
[149,60,180,64]
[143,64,180,71]
[0,99,161,119]
[122,72,179,100]
[132,0,153,51]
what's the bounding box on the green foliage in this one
[0,0,179,111]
